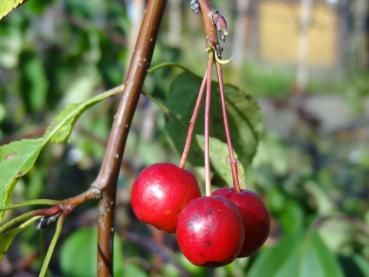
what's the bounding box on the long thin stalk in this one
[0,211,36,234]
[39,215,65,277]
[204,55,213,196]
[0,199,60,211]
[93,1,167,276]
[179,68,208,169]
[216,63,241,192]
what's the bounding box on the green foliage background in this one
[0,1,368,276]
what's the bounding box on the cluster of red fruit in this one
[131,163,270,266]
[131,51,270,266]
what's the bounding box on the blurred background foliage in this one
[0,0,369,276]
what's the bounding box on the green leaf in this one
[195,135,245,186]
[21,56,48,112]
[149,68,262,185]
[178,253,207,276]
[0,138,44,218]
[0,0,25,20]
[304,181,335,215]
[62,66,101,105]
[317,218,355,253]
[60,227,123,277]
[122,264,148,277]
[0,85,123,219]
[248,231,344,277]
[44,85,123,143]
[0,26,22,69]
[278,199,304,234]
[0,215,40,260]
[353,255,369,276]
[45,103,81,143]
[170,72,261,167]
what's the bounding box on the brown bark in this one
[94,1,167,276]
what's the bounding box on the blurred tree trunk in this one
[127,0,145,57]
[296,0,313,92]
[352,0,369,68]
[232,0,250,68]
[168,0,182,46]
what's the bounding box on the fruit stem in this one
[215,62,241,193]
[179,68,208,169]
[204,54,214,197]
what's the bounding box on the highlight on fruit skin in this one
[130,162,201,233]
[176,196,245,267]
[213,188,271,257]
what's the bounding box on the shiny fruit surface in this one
[176,196,244,266]
[131,163,201,233]
[213,188,270,257]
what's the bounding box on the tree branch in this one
[91,1,167,276]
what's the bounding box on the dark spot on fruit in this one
[206,208,212,215]
[205,241,212,247]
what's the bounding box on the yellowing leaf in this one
[0,0,25,20]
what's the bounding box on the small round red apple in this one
[131,163,201,233]
[176,196,244,266]
[213,188,270,257]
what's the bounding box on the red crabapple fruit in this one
[131,163,201,233]
[213,188,270,257]
[176,196,244,266]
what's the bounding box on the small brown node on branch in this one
[212,10,228,42]
[197,1,228,60]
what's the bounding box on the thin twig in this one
[0,188,100,234]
